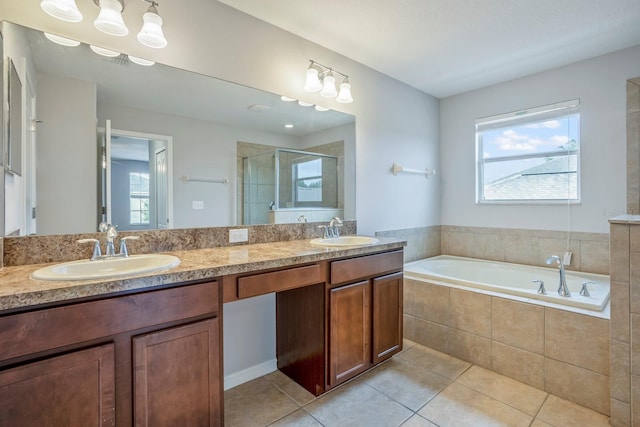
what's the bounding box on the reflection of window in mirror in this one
[7,58,22,176]
[129,172,150,225]
[294,158,323,205]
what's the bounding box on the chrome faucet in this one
[76,223,139,260]
[546,255,571,297]
[318,217,343,238]
[99,222,118,256]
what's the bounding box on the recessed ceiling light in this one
[44,32,80,47]
[90,45,121,57]
[128,55,155,66]
[281,96,296,102]
[298,101,313,107]
[284,124,294,128]
[314,105,330,112]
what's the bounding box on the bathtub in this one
[404,255,610,312]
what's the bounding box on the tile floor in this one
[224,340,611,427]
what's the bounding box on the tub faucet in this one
[546,255,571,297]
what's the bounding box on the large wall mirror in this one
[2,21,355,236]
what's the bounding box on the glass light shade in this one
[298,101,313,107]
[128,55,155,66]
[304,67,322,92]
[314,105,330,111]
[94,0,129,36]
[41,0,83,23]
[280,96,296,102]
[336,81,353,103]
[44,32,81,47]
[137,11,168,49]
[90,45,121,57]
[320,73,338,98]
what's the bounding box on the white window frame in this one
[475,99,581,204]
[129,172,150,225]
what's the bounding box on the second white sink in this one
[31,254,181,281]
[310,235,380,247]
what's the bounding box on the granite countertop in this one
[0,237,405,312]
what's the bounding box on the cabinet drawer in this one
[237,264,322,299]
[0,281,219,362]
[330,251,403,284]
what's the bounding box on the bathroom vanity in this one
[0,238,404,427]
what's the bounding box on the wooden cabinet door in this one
[372,272,403,364]
[133,318,221,427]
[0,344,115,427]
[329,280,371,387]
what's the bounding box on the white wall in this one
[0,1,439,384]
[441,45,640,234]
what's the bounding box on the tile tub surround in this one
[403,277,611,415]
[2,221,356,267]
[441,225,610,275]
[224,340,611,427]
[0,235,403,312]
[608,216,640,427]
[376,225,441,263]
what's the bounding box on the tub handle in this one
[533,280,546,295]
[580,281,596,297]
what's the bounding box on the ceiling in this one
[219,0,640,98]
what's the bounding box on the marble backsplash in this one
[2,221,356,267]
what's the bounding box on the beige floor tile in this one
[268,409,322,427]
[396,343,471,379]
[536,394,611,427]
[456,366,547,416]
[400,414,438,426]
[264,370,316,406]
[304,381,413,427]
[360,357,451,411]
[418,382,532,427]
[224,377,300,427]
[530,420,554,427]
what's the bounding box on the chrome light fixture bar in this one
[304,60,353,103]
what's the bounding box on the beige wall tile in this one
[610,398,631,427]
[411,317,451,354]
[580,240,610,274]
[491,341,545,389]
[403,279,449,324]
[492,297,544,354]
[545,358,610,416]
[538,237,582,271]
[611,340,631,402]
[449,329,491,369]
[632,284,640,315]
[611,224,630,283]
[545,308,610,375]
[471,233,504,261]
[611,281,631,343]
[403,314,415,341]
[395,343,471,380]
[632,314,640,375]
[442,230,473,257]
[449,289,491,338]
[630,225,640,254]
[503,234,539,266]
[632,374,640,426]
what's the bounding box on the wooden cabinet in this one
[328,280,372,387]
[0,344,115,427]
[0,281,222,427]
[133,319,221,427]
[372,272,403,364]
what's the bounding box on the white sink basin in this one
[31,254,180,281]
[310,236,380,247]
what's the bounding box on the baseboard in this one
[223,358,278,391]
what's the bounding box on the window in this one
[293,158,323,206]
[476,99,580,203]
[129,172,150,225]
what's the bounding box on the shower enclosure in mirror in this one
[242,148,341,225]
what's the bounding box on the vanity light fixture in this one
[44,32,81,47]
[90,45,121,57]
[137,0,168,49]
[128,55,155,66]
[304,60,353,103]
[93,0,129,36]
[314,105,330,112]
[281,96,296,102]
[284,124,294,128]
[40,0,83,23]
[298,100,314,107]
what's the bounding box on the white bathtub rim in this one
[404,255,610,319]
